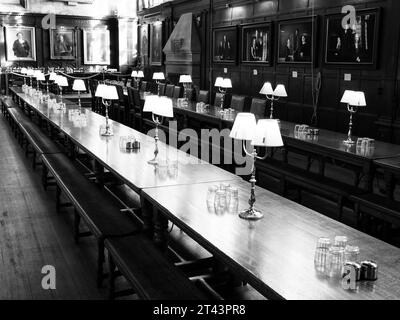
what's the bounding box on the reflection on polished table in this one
[142,180,400,300]
[10,86,400,300]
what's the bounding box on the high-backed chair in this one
[214,92,225,108]
[165,84,175,98]
[158,83,166,96]
[173,86,182,99]
[230,95,246,112]
[185,88,194,101]
[112,84,126,123]
[197,90,209,104]
[250,98,267,118]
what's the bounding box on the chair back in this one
[158,83,166,96]
[185,88,194,101]
[250,98,267,118]
[165,84,175,98]
[197,90,209,104]
[140,81,148,92]
[230,95,246,112]
[127,86,135,112]
[173,86,182,99]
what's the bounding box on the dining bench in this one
[41,153,142,287]
[105,233,211,300]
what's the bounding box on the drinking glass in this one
[334,236,348,249]
[294,125,301,138]
[214,190,226,215]
[326,246,345,278]
[314,237,332,274]
[345,246,360,263]
[207,185,218,212]
[228,188,239,214]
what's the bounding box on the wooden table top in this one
[374,157,400,173]
[143,180,400,300]
[137,91,400,162]
[13,88,240,192]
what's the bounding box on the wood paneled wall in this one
[138,0,400,143]
[0,13,119,70]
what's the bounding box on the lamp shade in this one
[214,77,224,87]
[95,84,108,98]
[273,84,288,97]
[21,68,28,75]
[26,69,35,76]
[49,72,58,81]
[340,90,354,104]
[56,76,69,87]
[35,72,45,81]
[179,75,192,83]
[143,95,174,118]
[137,71,144,78]
[102,85,119,100]
[131,71,138,77]
[73,79,86,91]
[252,119,284,147]
[221,78,232,89]
[260,82,274,95]
[152,72,165,80]
[229,113,257,141]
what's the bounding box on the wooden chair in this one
[250,98,267,118]
[197,90,209,104]
[186,88,194,101]
[230,95,246,112]
[113,85,126,124]
[173,86,182,99]
[158,83,166,96]
[165,84,175,98]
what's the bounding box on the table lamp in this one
[214,77,232,109]
[35,72,45,91]
[21,67,28,86]
[230,114,284,220]
[152,72,165,96]
[131,70,144,89]
[95,84,118,136]
[72,79,86,109]
[26,69,35,87]
[341,90,366,145]
[260,82,288,119]
[143,95,174,165]
[48,72,58,94]
[179,75,192,101]
[55,75,69,104]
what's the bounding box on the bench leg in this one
[97,238,105,288]
[74,210,81,244]
[108,253,116,300]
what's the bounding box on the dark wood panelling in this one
[0,13,118,69]
[138,0,400,143]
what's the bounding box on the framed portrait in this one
[139,24,149,66]
[150,22,163,66]
[4,26,36,61]
[241,22,272,65]
[277,17,317,64]
[325,8,380,67]
[213,26,238,64]
[83,29,110,65]
[50,28,76,60]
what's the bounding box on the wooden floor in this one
[0,115,108,300]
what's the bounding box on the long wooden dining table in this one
[10,86,400,300]
[140,93,400,192]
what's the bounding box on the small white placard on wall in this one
[253,69,258,76]
[224,68,228,74]
[344,73,352,81]
[292,71,298,78]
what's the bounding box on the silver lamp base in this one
[239,208,264,221]
[343,138,355,145]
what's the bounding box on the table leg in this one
[364,163,374,193]
[154,208,169,251]
[384,171,395,200]
[141,197,155,239]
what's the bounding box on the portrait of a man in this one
[5,26,36,61]
[213,27,238,64]
[150,22,163,66]
[50,29,76,60]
